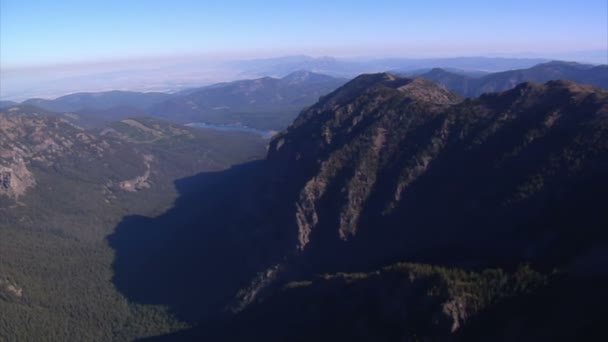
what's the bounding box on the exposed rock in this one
[0,278,23,300]
[0,159,35,199]
[441,297,469,333]
[118,155,153,192]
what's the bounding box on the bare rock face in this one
[118,154,153,192]
[0,114,45,199]
[0,278,23,300]
[441,297,469,333]
[0,160,35,199]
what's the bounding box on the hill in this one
[22,91,173,112]
[150,70,348,130]
[11,72,346,131]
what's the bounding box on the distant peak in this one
[398,78,462,104]
[544,79,599,93]
[282,70,312,79]
[327,73,460,106]
[536,60,591,69]
[353,72,400,83]
[281,70,334,83]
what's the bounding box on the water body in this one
[186,122,277,139]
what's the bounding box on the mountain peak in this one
[535,60,594,70]
[397,77,462,104]
[281,70,335,83]
[428,67,448,74]
[309,73,461,110]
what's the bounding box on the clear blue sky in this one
[1,0,607,68]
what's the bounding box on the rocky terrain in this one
[0,110,138,201]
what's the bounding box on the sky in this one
[1,0,607,69]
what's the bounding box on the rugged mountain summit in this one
[268,74,462,250]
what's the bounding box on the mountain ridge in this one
[108,74,608,340]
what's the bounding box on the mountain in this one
[266,75,608,271]
[417,61,608,97]
[226,55,549,78]
[9,72,346,131]
[0,109,266,341]
[0,101,18,109]
[399,67,490,78]
[21,90,173,112]
[150,71,348,130]
[109,74,608,341]
[5,74,608,341]
[13,91,176,129]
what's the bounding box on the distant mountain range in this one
[5,71,347,130]
[1,55,558,102]
[412,61,608,97]
[4,60,608,132]
[225,55,550,78]
[21,90,173,112]
[150,70,347,130]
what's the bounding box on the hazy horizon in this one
[1,0,607,100]
[2,0,607,68]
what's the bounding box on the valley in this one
[2,1,607,340]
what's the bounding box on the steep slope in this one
[130,74,608,341]
[419,61,608,97]
[259,76,608,340]
[150,71,347,130]
[267,76,608,272]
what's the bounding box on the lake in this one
[186,123,277,139]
